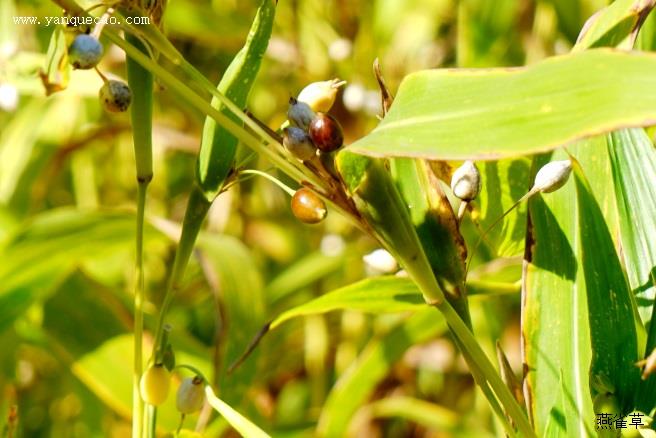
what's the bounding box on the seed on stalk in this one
[99,80,132,112]
[291,188,327,224]
[287,97,316,130]
[176,376,205,414]
[297,78,346,112]
[283,126,317,160]
[68,34,104,70]
[451,160,481,202]
[308,113,344,152]
[532,159,572,193]
[140,364,171,406]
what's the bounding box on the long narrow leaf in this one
[347,49,656,160]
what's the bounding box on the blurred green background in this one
[0,0,640,436]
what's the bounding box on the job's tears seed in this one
[140,364,171,406]
[68,34,104,70]
[99,80,132,112]
[308,113,344,152]
[291,188,327,224]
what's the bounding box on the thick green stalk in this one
[125,32,154,438]
[336,151,534,437]
[152,186,211,355]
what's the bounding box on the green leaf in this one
[574,0,655,50]
[572,156,641,412]
[0,209,160,332]
[317,308,447,437]
[390,158,470,324]
[43,271,129,359]
[523,149,594,437]
[606,128,656,415]
[368,396,459,432]
[197,0,276,199]
[270,276,425,330]
[347,49,656,161]
[335,151,443,304]
[265,250,346,303]
[197,233,266,405]
[476,158,531,257]
[205,385,271,438]
[606,129,656,323]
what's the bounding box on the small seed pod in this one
[68,34,104,70]
[176,376,205,414]
[140,364,171,406]
[287,97,316,130]
[283,126,317,160]
[450,160,481,202]
[291,188,327,224]
[308,113,344,152]
[363,249,398,274]
[297,78,347,112]
[99,80,132,112]
[532,159,572,193]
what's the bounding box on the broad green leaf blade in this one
[367,396,459,432]
[265,250,346,303]
[270,276,425,329]
[0,209,160,332]
[574,0,655,51]
[572,157,641,412]
[606,129,656,323]
[476,158,531,257]
[317,308,447,437]
[606,129,656,413]
[205,386,270,438]
[347,49,656,160]
[197,233,266,405]
[43,272,129,359]
[523,149,593,437]
[197,0,276,199]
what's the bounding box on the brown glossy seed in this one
[308,113,344,152]
[291,188,327,224]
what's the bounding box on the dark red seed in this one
[308,113,344,152]
[291,188,327,224]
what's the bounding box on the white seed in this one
[532,159,572,193]
[297,78,346,112]
[450,160,481,201]
[363,249,398,274]
[176,376,205,414]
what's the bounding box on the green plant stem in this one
[133,182,147,438]
[240,169,296,196]
[125,29,154,438]
[435,300,535,437]
[152,186,212,356]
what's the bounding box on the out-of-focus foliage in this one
[2,0,650,436]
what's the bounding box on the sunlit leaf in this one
[317,308,447,437]
[271,276,425,330]
[347,49,656,161]
[205,385,271,438]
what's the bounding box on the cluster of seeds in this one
[66,20,132,113]
[139,364,206,415]
[283,79,346,225]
